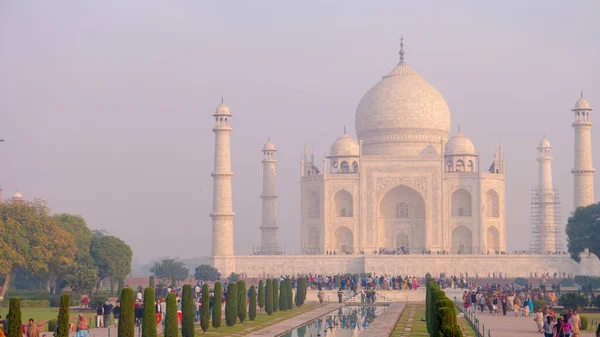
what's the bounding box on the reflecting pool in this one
[279,305,387,337]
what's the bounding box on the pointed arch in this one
[340,161,350,173]
[352,161,358,173]
[486,226,500,252]
[456,159,465,171]
[308,191,320,218]
[485,189,500,217]
[452,226,472,254]
[468,160,474,172]
[333,189,353,217]
[334,227,353,254]
[451,188,472,217]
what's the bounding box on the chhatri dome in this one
[573,91,591,110]
[263,138,276,151]
[539,136,551,148]
[355,37,452,153]
[214,97,231,115]
[330,127,359,157]
[12,191,24,201]
[445,126,476,155]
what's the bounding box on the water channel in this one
[279,305,388,337]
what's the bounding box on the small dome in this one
[539,137,551,148]
[12,191,23,200]
[330,131,359,157]
[445,130,476,155]
[263,140,276,151]
[214,102,230,115]
[574,96,591,110]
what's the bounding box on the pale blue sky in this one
[1,1,598,262]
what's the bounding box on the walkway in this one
[359,302,406,337]
[245,303,340,337]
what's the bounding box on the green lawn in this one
[581,313,600,332]
[0,308,97,329]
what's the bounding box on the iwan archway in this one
[378,184,426,253]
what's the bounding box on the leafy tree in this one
[150,259,189,284]
[558,292,589,310]
[225,283,238,327]
[566,203,600,262]
[181,285,195,337]
[514,277,528,287]
[164,293,178,337]
[56,294,70,337]
[118,288,135,337]
[7,297,22,337]
[53,214,93,258]
[265,279,273,315]
[200,284,210,333]
[212,282,222,330]
[63,260,99,294]
[91,235,133,291]
[237,280,247,323]
[0,202,76,299]
[248,286,257,321]
[272,279,279,312]
[257,280,265,313]
[194,265,221,282]
[228,272,239,282]
[142,288,157,337]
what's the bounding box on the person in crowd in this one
[571,310,581,335]
[95,303,104,328]
[562,314,572,337]
[102,301,112,328]
[543,315,555,337]
[0,316,5,337]
[555,317,565,337]
[26,319,39,337]
[317,289,324,304]
[113,302,120,328]
[533,308,544,333]
[337,288,343,303]
[76,315,89,337]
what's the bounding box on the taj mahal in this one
[209,38,600,278]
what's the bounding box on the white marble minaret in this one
[260,138,279,254]
[537,136,556,253]
[572,92,595,210]
[210,100,235,274]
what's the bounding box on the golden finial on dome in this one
[399,35,405,62]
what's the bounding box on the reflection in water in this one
[280,306,387,337]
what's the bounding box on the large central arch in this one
[379,184,426,252]
[334,227,353,254]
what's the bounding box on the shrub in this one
[181,285,195,337]
[212,282,222,330]
[295,277,306,307]
[90,294,109,308]
[272,280,279,313]
[7,298,22,337]
[514,277,528,287]
[580,315,588,330]
[265,279,273,315]
[558,293,589,310]
[286,278,293,310]
[533,299,546,312]
[200,284,210,333]
[257,280,265,312]
[248,286,257,321]
[335,275,341,288]
[164,293,178,337]
[118,288,135,337]
[225,282,238,327]
[48,319,57,332]
[237,280,247,323]
[56,294,70,337]
[559,278,575,286]
[142,288,157,337]
[279,280,286,311]
[228,272,240,282]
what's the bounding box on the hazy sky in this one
[1,1,599,263]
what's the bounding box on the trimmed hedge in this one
[248,286,257,321]
[225,282,238,327]
[164,293,178,337]
[272,280,279,313]
[257,280,265,312]
[295,277,306,307]
[212,282,222,330]
[48,319,57,333]
[7,298,22,337]
[580,315,588,330]
[425,278,462,337]
[181,285,195,337]
[237,280,247,323]
[265,279,273,315]
[118,288,135,337]
[201,284,210,333]
[56,294,70,337]
[142,288,157,337]
[0,300,50,308]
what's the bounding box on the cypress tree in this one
[164,293,178,337]
[278,280,286,311]
[181,285,195,337]
[149,276,155,289]
[257,280,265,314]
[200,284,210,333]
[56,294,70,337]
[212,282,222,330]
[272,280,279,312]
[295,277,306,307]
[7,298,21,337]
[225,282,238,327]
[118,288,135,337]
[286,278,293,310]
[237,280,247,323]
[142,288,157,337]
[265,279,273,315]
[248,286,257,321]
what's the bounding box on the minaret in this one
[537,136,555,253]
[571,92,595,210]
[210,100,235,273]
[260,138,279,254]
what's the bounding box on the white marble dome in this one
[214,102,231,115]
[574,96,591,110]
[355,59,451,141]
[330,131,359,157]
[539,137,551,148]
[263,140,276,151]
[445,131,476,155]
[12,191,24,200]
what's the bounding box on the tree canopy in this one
[91,235,133,281]
[566,203,600,262]
[150,259,189,282]
[194,264,220,281]
[54,213,93,259]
